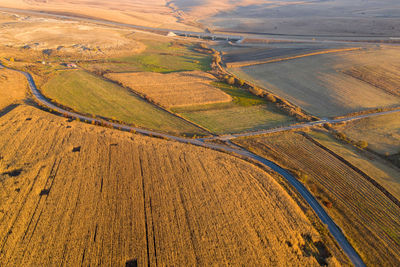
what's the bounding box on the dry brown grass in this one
[0,105,347,266]
[334,113,400,156]
[231,47,400,117]
[235,132,400,266]
[105,71,232,108]
[0,0,197,30]
[0,13,146,61]
[343,65,400,97]
[0,68,27,109]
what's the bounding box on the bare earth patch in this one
[106,71,232,108]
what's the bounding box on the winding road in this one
[2,63,369,266]
[3,7,400,266]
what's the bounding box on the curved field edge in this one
[40,69,206,136]
[233,132,400,266]
[0,105,347,266]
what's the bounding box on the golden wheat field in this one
[235,132,400,266]
[0,68,27,110]
[0,105,348,266]
[105,71,232,108]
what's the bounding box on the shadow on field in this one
[0,103,20,118]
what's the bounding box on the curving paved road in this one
[3,64,367,266]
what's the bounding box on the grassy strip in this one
[41,70,206,136]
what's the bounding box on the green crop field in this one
[173,82,295,134]
[41,70,206,136]
[108,41,212,73]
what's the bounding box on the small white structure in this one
[167,31,177,37]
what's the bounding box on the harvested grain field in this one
[235,132,400,266]
[0,67,27,110]
[334,113,400,156]
[0,105,347,266]
[309,130,400,204]
[344,66,400,97]
[105,71,232,108]
[230,47,400,117]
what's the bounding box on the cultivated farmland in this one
[0,68,27,109]
[173,82,296,134]
[105,71,232,108]
[109,41,212,73]
[0,105,347,266]
[41,70,205,136]
[235,132,400,266]
[230,47,400,117]
[334,113,400,156]
[309,129,400,203]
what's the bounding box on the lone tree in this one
[266,94,276,103]
[226,76,235,85]
[236,79,245,87]
[356,140,368,149]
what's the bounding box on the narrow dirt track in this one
[2,64,367,266]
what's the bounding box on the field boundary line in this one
[97,71,215,136]
[226,48,362,68]
[300,132,400,209]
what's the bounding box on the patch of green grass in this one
[178,105,295,134]
[41,70,206,136]
[172,80,294,134]
[110,42,212,73]
[79,61,141,74]
[212,82,266,107]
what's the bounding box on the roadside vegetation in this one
[234,131,400,266]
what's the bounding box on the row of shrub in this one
[323,123,368,149]
[220,73,315,121]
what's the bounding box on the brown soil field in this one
[105,71,232,108]
[230,47,400,117]
[0,68,27,110]
[308,129,400,205]
[0,0,197,31]
[343,65,400,97]
[223,46,327,64]
[175,0,400,36]
[234,132,400,266]
[226,47,361,68]
[0,105,347,266]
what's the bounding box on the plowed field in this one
[235,132,400,266]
